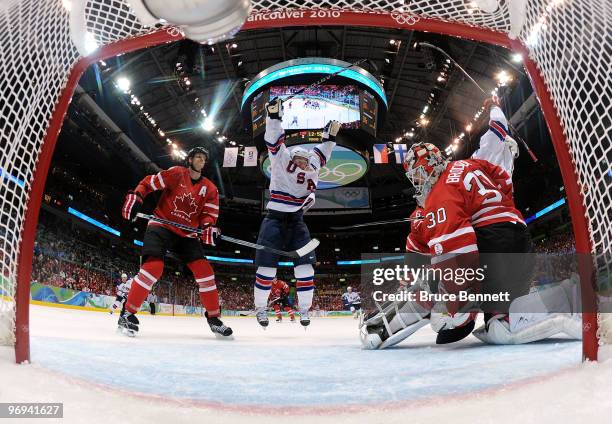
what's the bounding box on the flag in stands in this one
[394,144,407,164]
[243,146,258,167]
[223,147,239,167]
[373,144,389,164]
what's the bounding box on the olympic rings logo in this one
[319,162,364,184]
[391,13,420,26]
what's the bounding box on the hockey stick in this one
[283,58,371,101]
[330,216,423,231]
[136,213,319,258]
[419,42,538,163]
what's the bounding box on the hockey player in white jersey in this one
[254,97,340,328]
[342,286,362,318]
[109,273,132,314]
[472,96,519,175]
[360,96,582,349]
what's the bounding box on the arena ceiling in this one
[61,24,536,228]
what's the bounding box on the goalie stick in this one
[136,213,319,258]
[419,42,538,163]
[330,216,423,231]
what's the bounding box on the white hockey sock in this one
[295,264,315,312]
[254,267,276,308]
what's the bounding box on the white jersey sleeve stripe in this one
[471,212,524,226]
[431,244,479,264]
[427,226,475,247]
[157,173,165,188]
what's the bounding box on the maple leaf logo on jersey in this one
[172,192,198,220]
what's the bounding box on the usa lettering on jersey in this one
[264,117,334,212]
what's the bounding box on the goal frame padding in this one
[14,11,596,363]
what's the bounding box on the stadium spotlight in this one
[495,70,512,86]
[202,117,215,132]
[116,77,131,93]
[511,53,523,63]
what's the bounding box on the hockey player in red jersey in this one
[361,140,581,348]
[269,279,295,322]
[119,147,232,338]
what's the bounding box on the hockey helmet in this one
[403,143,447,207]
[121,273,128,279]
[187,146,209,161]
[347,286,352,292]
[290,146,311,162]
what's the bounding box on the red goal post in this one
[1,1,608,364]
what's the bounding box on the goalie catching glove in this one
[200,226,221,246]
[266,98,283,120]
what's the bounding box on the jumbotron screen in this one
[269,84,360,130]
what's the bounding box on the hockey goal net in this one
[0,0,609,362]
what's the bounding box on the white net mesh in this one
[0,0,609,354]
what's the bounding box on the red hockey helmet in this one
[403,143,447,206]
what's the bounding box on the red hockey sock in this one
[285,306,295,319]
[125,257,164,313]
[274,304,281,318]
[188,259,220,317]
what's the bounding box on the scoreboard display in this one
[251,91,269,138]
[359,90,378,136]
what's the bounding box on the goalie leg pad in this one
[359,282,432,349]
[473,314,581,345]
[474,279,583,344]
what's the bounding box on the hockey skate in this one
[299,309,310,327]
[255,307,269,328]
[276,316,282,323]
[205,312,233,339]
[117,310,139,337]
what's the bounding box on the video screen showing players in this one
[269,85,360,130]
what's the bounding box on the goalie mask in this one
[403,143,447,207]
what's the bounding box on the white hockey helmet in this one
[290,146,311,162]
[403,143,447,207]
[347,286,352,292]
[121,273,128,279]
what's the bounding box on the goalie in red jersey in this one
[119,147,232,338]
[269,278,295,323]
[361,141,581,349]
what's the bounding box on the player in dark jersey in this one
[119,147,232,338]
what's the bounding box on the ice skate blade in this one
[117,327,136,337]
[214,333,235,340]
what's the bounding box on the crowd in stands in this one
[31,177,578,312]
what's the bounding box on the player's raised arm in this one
[121,166,180,221]
[264,98,288,161]
[310,120,340,171]
[472,96,518,176]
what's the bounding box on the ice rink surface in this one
[2,305,612,423]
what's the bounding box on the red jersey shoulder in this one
[198,176,218,198]
[442,160,477,185]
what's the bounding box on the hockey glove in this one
[505,135,519,158]
[322,120,341,141]
[200,226,221,246]
[122,191,143,222]
[266,97,284,120]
